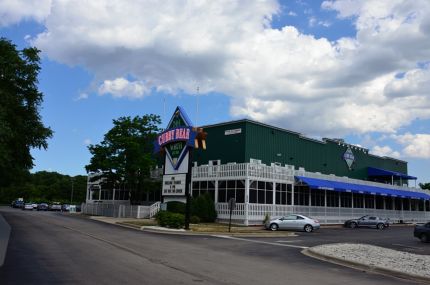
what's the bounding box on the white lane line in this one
[276,240,303,243]
[212,235,309,249]
[391,243,422,250]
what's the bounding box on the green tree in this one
[0,38,53,187]
[85,115,162,203]
[419,183,430,191]
[0,171,87,204]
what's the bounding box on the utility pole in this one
[70,177,74,205]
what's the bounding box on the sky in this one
[1,0,429,184]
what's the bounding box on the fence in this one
[216,203,430,225]
[82,202,160,219]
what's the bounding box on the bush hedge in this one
[191,193,217,222]
[166,201,186,214]
[156,211,185,228]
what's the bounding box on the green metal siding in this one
[194,121,247,164]
[195,120,409,181]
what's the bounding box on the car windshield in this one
[358,215,369,220]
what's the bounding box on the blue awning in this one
[295,176,430,200]
[368,167,417,180]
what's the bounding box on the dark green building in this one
[195,119,409,185]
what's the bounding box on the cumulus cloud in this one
[8,0,428,138]
[370,145,400,158]
[393,133,430,158]
[0,0,51,27]
[98,78,149,99]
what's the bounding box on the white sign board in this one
[162,174,186,196]
[224,128,242,136]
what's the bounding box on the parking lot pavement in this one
[251,226,430,255]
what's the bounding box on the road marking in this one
[391,243,422,250]
[276,240,303,243]
[212,235,309,249]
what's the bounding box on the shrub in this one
[191,193,217,222]
[166,201,186,214]
[155,210,185,228]
[263,213,271,224]
[190,215,200,224]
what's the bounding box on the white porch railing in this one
[149,201,161,218]
[192,163,295,182]
[215,203,430,225]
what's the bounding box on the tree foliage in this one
[0,38,53,187]
[0,171,87,204]
[85,115,162,203]
[419,183,430,191]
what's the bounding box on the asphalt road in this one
[0,207,427,285]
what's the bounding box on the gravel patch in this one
[310,243,430,278]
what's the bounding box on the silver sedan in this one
[265,214,320,232]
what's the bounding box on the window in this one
[311,189,325,206]
[294,186,309,206]
[249,180,274,204]
[353,193,363,208]
[326,191,339,207]
[375,196,384,209]
[340,192,352,208]
[364,194,374,209]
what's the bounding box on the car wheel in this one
[269,223,279,231]
[304,224,313,233]
[420,234,429,243]
[376,223,385,230]
[349,222,357,229]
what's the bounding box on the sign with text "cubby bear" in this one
[154,106,197,172]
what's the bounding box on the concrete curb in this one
[0,213,11,267]
[113,221,297,237]
[302,247,430,284]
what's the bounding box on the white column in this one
[291,183,295,206]
[272,182,276,205]
[214,180,219,203]
[324,190,327,223]
[113,186,116,202]
[244,178,250,226]
[272,182,276,218]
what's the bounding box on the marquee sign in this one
[154,106,197,170]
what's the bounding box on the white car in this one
[265,214,320,232]
[23,203,34,210]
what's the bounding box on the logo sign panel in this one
[162,174,186,195]
[154,106,196,171]
[343,147,355,170]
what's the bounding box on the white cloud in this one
[10,0,429,138]
[98,78,149,99]
[393,133,430,158]
[75,92,89,101]
[370,145,400,158]
[0,0,51,27]
[83,139,92,146]
[288,11,297,16]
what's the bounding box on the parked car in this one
[344,215,389,229]
[31,202,38,209]
[61,204,70,212]
[37,203,49,211]
[414,222,430,243]
[265,214,320,232]
[23,203,34,210]
[11,200,24,209]
[49,202,62,211]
